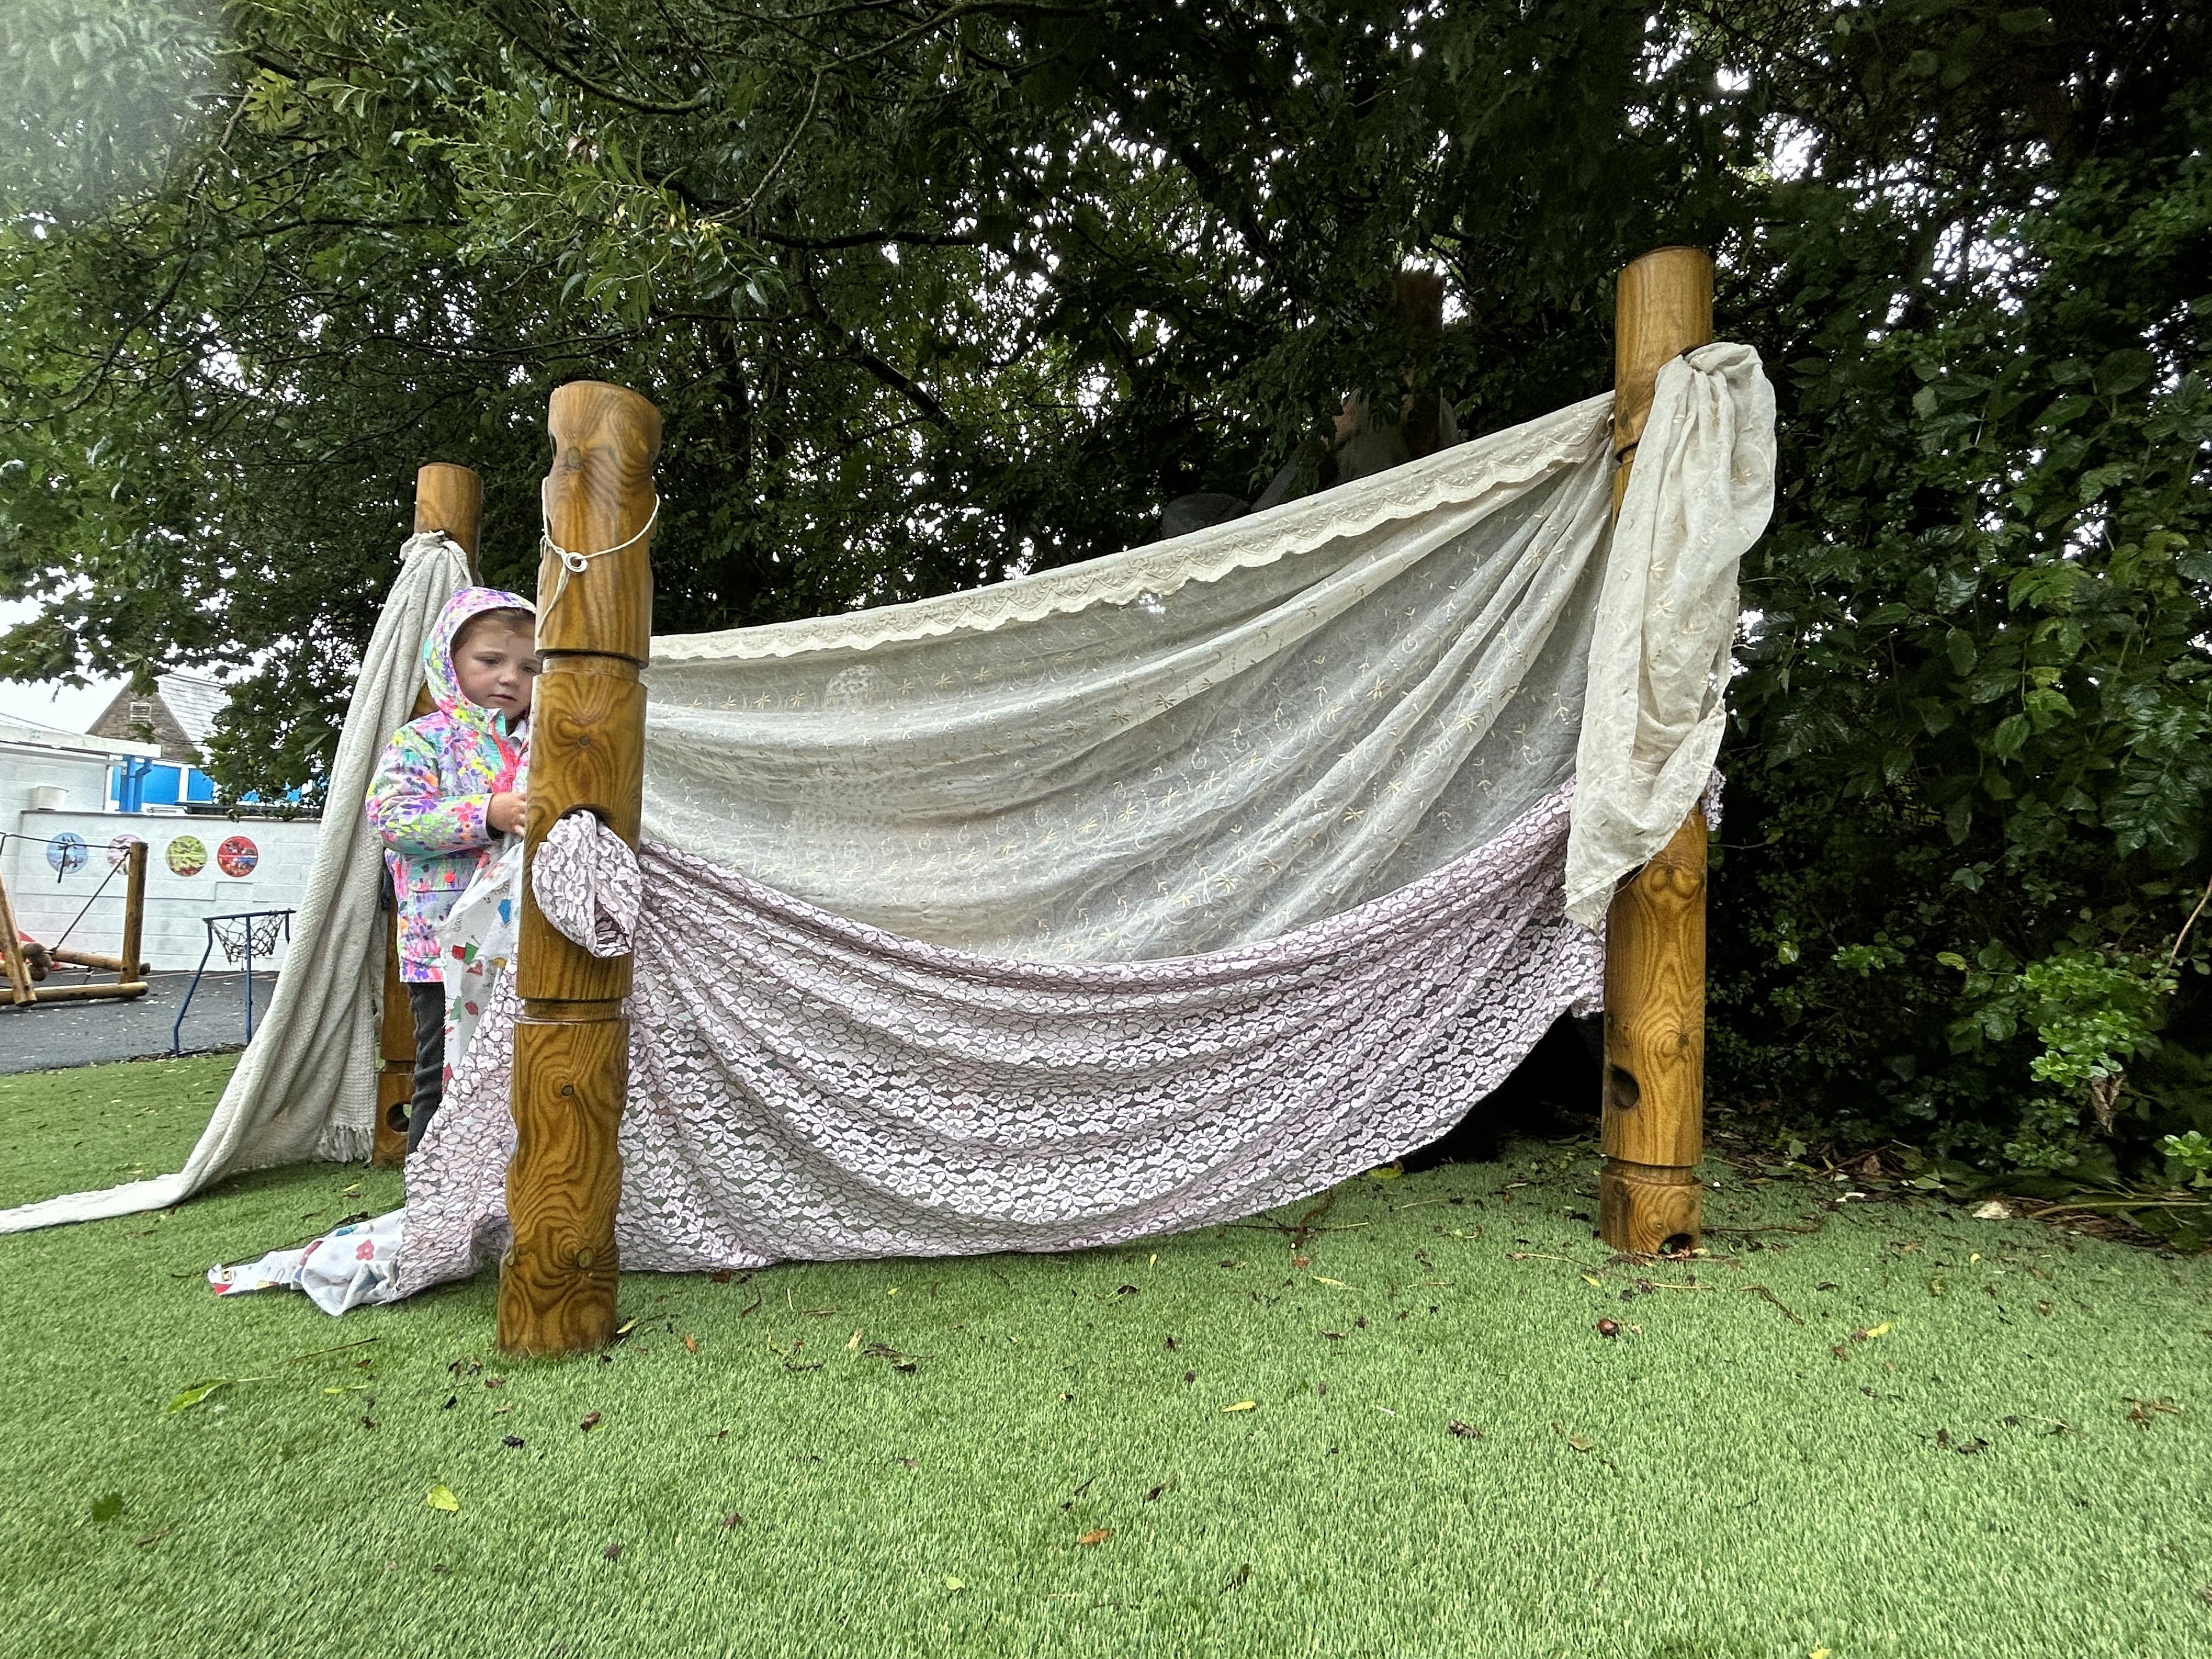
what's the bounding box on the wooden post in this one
[415,463,485,577]
[1598,246,1713,1256]
[0,868,32,1005]
[374,464,485,1166]
[496,381,658,1357]
[116,840,146,989]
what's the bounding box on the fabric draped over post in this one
[5,346,1771,1274]
[0,534,470,1235]
[391,345,1773,1287]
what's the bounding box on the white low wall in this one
[6,809,330,972]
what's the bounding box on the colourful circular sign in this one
[107,833,144,867]
[45,832,87,876]
[166,834,207,877]
[216,835,259,877]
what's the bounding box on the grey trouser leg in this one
[405,981,447,1155]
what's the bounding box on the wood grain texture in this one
[1599,1161,1704,1256]
[1602,813,1707,1164]
[1610,246,1714,515]
[0,871,33,1005]
[535,381,659,662]
[20,980,150,1003]
[373,906,414,1167]
[497,1012,625,1356]
[116,840,146,989]
[49,949,150,975]
[414,462,484,580]
[498,380,660,1357]
[1599,246,1714,1254]
[515,670,645,1005]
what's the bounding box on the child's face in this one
[454,623,540,720]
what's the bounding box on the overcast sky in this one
[0,598,123,731]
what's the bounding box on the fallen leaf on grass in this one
[579,1411,603,1431]
[1076,1528,1113,1546]
[1448,1420,1482,1440]
[165,1377,252,1414]
[426,1485,460,1512]
[944,1576,967,1591]
[683,1335,701,1355]
[1310,1276,1351,1288]
[1222,1401,1256,1413]
[1596,1318,1620,1339]
[2124,1397,2181,1427]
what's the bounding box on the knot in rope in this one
[539,495,661,618]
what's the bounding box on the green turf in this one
[1,1057,2207,1658]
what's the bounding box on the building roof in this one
[153,673,230,751]
[0,711,162,760]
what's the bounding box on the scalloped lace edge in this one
[652,392,1612,663]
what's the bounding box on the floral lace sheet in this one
[390,783,1603,1295]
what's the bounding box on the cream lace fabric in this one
[643,346,1770,956]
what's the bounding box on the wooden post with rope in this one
[373,465,485,1167]
[1598,246,1713,1256]
[496,381,659,1358]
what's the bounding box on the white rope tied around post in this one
[539,492,660,619]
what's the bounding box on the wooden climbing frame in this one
[0,839,149,1006]
[477,249,1714,1355]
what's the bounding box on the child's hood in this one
[424,585,536,727]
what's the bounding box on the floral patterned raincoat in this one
[365,586,533,982]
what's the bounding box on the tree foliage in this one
[1,0,2206,1183]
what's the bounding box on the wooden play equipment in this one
[373,464,486,1167]
[494,382,659,1357]
[0,839,149,1006]
[1598,246,1713,1256]
[454,248,1714,1354]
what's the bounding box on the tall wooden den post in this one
[373,464,485,1167]
[1599,246,1714,1256]
[497,382,660,1357]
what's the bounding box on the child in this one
[366,587,538,1153]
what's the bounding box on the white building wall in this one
[5,809,329,972]
[0,742,113,823]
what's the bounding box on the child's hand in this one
[488,791,528,836]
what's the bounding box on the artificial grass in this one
[1,1058,2207,1659]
